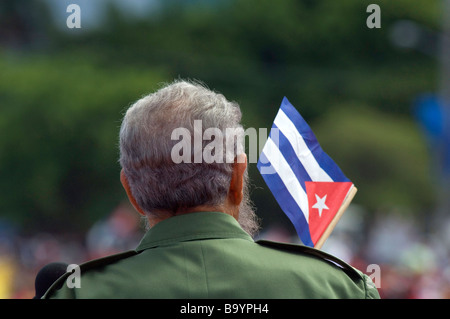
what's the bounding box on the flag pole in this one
[314,186,358,250]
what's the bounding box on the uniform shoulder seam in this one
[76,250,138,273]
[256,240,362,281]
[42,250,138,298]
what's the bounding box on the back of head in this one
[119,80,257,234]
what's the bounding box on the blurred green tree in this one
[312,104,436,213]
[0,0,440,232]
[0,54,167,232]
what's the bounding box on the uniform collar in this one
[135,211,253,252]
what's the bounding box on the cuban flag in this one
[257,97,355,248]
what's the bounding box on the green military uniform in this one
[43,211,380,299]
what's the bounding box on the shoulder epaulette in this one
[75,249,138,273]
[42,250,138,298]
[256,240,362,281]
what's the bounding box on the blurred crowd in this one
[1,204,449,299]
[0,203,145,299]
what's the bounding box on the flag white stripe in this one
[274,109,333,182]
[262,137,309,222]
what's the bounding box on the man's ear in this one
[120,169,146,216]
[228,153,247,208]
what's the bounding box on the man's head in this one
[119,79,260,236]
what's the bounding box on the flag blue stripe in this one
[271,123,312,190]
[280,97,350,182]
[259,136,310,220]
[257,153,314,246]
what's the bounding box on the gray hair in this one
[119,79,251,221]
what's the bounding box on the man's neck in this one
[146,204,235,228]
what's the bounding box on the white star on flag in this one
[312,194,329,217]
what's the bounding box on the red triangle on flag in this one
[305,181,353,245]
